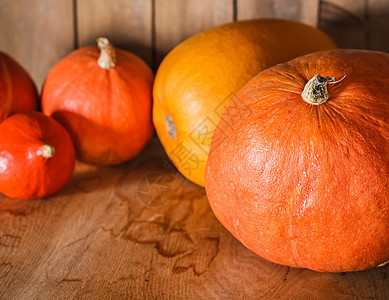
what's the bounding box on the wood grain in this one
[77,0,153,66]
[237,0,320,26]
[1,0,389,298]
[318,0,389,51]
[318,0,368,49]
[0,0,74,90]
[365,0,389,51]
[0,138,388,299]
[154,0,234,65]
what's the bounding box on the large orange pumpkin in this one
[42,38,154,165]
[0,52,37,121]
[205,49,389,272]
[0,112,75,199]
[153,19,337,186]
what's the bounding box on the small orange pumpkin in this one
[205,49,389,272]
[42,38,154,165]
[153,19,337,186]
[0,112,75,199]
[0,52,37,121]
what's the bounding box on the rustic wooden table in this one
[0,138,388,299]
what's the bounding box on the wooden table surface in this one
[0,137,388,299]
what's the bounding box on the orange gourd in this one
[205,49,389,272]
[41,38,154,165]
[0,52,37,121]
[153,19,337,186]
[0,112,75,199]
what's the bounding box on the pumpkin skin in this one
[41,38,154,165]
[0,112,75,199]
[0,52,38,121]
[205,49,389,272]
[153,19,337,186]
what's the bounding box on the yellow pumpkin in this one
[153,19,337,186]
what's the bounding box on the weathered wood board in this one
[0,138,388,299]
[1,0,389,87]
[0,0,74,89]
[77,0,153,66]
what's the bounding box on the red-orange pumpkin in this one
[0,112,75,199]
[205,49,389,272]
[0,52,37,121]
[41,38,154,165]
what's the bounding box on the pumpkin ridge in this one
[107,68,152,140]
[108,69,134,119]
[327,102,382,138]
[314,105,323,130]
[43,64,97,110]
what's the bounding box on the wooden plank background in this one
[1,0,389,88]
[1,0,389,299]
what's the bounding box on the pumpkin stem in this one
[377,259,389,268]
[301,75,335,105]
[165,115,177,139]
[39,144,55,159]
[97,37,116,69]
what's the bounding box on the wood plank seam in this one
[151,0,157,71]
[73,0,79,49]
